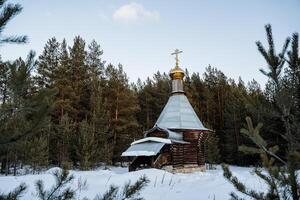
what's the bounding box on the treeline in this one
[0,22,299,175]
[0,35,285,174]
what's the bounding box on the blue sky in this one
[1,0,300,86]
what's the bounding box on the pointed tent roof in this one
[155,94,208,130]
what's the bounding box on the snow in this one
[0,165,267,200]
[122,150,157,156]
[131,137,172,145]
[122,142,165,157]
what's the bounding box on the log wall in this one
[145,128,210,169]
[147,130,167,138]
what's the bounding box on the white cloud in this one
[113,2,159,23]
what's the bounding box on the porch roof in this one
[121,142,165,157]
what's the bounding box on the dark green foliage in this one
[76,120,97,170]
[36,37,60,88]
[104,64,140,163]
[0,0,27,44]
[222,117,300,200]
[1,18,299,180]
[97,185,118,200]
[0,51,54,145]
[53,114,73,168]
[0,51,54,175]
[25,136,48,173]
[205,132,220,169]
[0,183,27,200]
[136,72,170,131]
[96,175,149,200]
[121,175,149,200]
[35,168,75,200]
[256,24,290,89]
[223,24,300,200]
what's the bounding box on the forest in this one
[0,2,299,175]
[0,0,300,199]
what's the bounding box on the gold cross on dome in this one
[171,49,183,68]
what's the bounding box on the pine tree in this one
[25,136,48,173]
[35,168,75,200]
[256,24,290,92]
[223,25,300,200]
[104,64,140,163]
[0,51,54,143]
[0,183,27,200]
[0,0,27,44]
[205,132,220,169]
[0,51,54,174]
[286,33,300,122]
[87,40,105,78]
[36,37,60,88]
[76,120,97,170]
[0,60,10,105]
[96,175,149,200]
[68,36,90,122]
[90,81,112,165]
[222,117,300,200]
[52,39,74,120]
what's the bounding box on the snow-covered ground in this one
[0,166,267,200]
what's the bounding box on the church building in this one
[122,49,210,173]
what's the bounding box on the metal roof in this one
[155,94,208,130]
[121,142,165,157]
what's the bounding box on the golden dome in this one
[169,67,185,80]
[170,49,185,80]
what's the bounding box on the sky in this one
[1,0,300,86]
